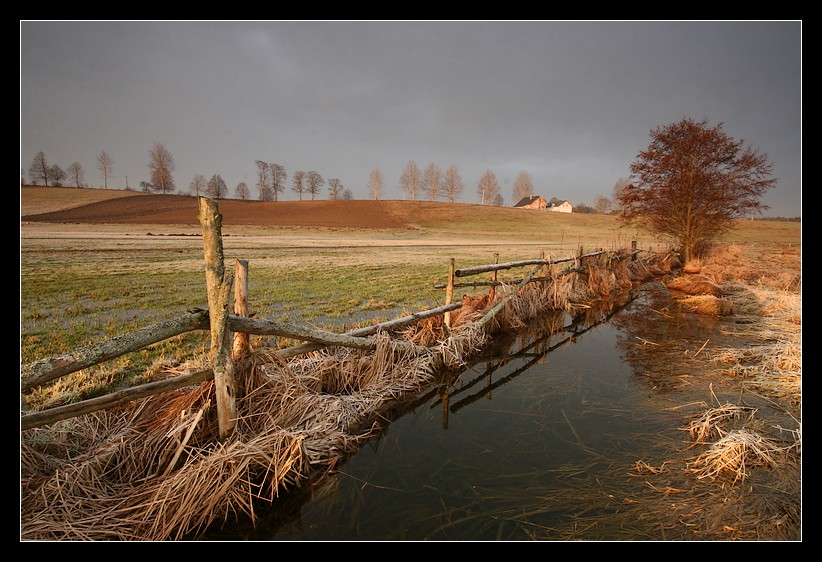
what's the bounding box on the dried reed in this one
[667,274,723,296]
[679,295,734,316]
[688,430,786,483]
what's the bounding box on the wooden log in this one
[476,263,545,329]
[231,259,251,361]
[455,259,548,277]
[21,369,213,431]
[21,302,459,393]
[339,303,461,336]
[454,251,606,277]
[199,196,237,440]
[227,316,438,357]
[21,305,456,430]
[273,302,462,359]
[21,310,210,392]
[435,254,615,289]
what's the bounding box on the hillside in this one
[20,186,627,237]
[20,186,146,216]
[20,186,800,246]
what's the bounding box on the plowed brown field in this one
[21,187,409,229]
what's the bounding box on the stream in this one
[201,280,793,541]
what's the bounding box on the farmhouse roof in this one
[513,195,546,208]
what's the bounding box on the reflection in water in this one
[201,283,781,541]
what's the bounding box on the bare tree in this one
[476,169,500,205]
[327,178,344,200]
[67,162,86,188]
[255,160,271,201]
[97,151,114,189]
[619,117,776,262]
[206,174,228,199]
[512,171,533,203]
[28,152,50,186]
[493,193,504,206]
[441,164,463,202]
[148,142,176,194]
[423,163,443,201]
[292,171,305,200]
[368,168,384,200]
[342,188,353,200]
[269,163,287,201]
[189,174,207,196]
[611,177,631,213]
[49,164,66,187]
[236,182,250,200]
[188,174,208,197]
[594,195,612,214]
[305,171,324,200]
[400,160,422,200]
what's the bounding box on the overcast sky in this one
[20,21,802,217]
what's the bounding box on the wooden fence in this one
[21,197,649,434]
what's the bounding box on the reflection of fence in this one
[21,197,653,433]
[442,291,634,423]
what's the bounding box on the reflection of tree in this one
[611,283,728,392]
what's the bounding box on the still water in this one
[204,282,732,541]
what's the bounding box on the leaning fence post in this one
[199,196,237,440]
[444,258,455,329]
[232,259,250,361]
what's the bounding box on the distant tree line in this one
[26,151,87,188]
[24,145,615,209]
[30,122,782,234]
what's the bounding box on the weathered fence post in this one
[489,253,499,300]
[444,258,455,330]
[198,197,237,440]
[232,259,250,361]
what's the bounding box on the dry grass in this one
[678,295,734,316]
[687,429,788,483]
[21,249,677,540]
[667,274,724,296]
[685,400,758,444]
[623,242,801,538]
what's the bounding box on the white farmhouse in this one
[548,200,573,213]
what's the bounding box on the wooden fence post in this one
[232,259,250,361]
[198,197,237,440]
[489,253,499,300]
[444,258,455,329]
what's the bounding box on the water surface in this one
[203,283,763,541]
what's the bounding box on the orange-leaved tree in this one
[618,118,776,262]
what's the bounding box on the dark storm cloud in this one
[20,21,801,216]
